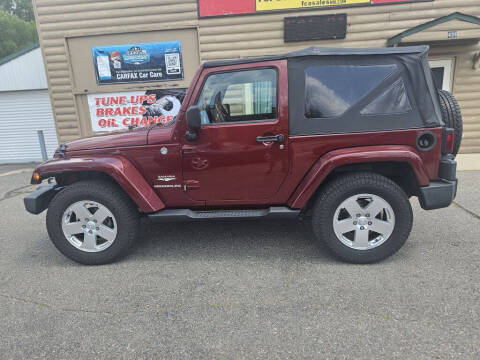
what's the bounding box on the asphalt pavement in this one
[0,164,478,359]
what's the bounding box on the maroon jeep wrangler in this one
[25,46,461,265]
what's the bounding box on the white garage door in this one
[0,89,58,163]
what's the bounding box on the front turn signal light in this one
[32,172,40,182]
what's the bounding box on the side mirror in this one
[185,106,201,141]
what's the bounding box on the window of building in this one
[429,59,455,92]
[304,64,397,118]
[196,69,277,124]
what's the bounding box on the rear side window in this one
[305,64,397,118]
[360,78,412,115]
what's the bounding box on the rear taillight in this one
[442,128,455,154]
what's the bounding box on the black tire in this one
[311,172,413,264]
[438,89,463,156]
[46,180,139,265]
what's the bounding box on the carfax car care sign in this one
[92,41,183,84]
[87,89,186,132]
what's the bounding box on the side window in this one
[360,78,412,116]
[305,64,397,118]
[196,69,277,124]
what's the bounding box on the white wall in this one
[0,47,48,92]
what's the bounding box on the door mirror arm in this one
[185,106,202,142]
[185,129,198,142]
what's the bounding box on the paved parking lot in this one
[0,165,479,359]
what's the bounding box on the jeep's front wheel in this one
[46,180,139,265]
[311,172,413,263]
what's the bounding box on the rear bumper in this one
[419,156,457,210]
[419,179,457,210]
[24,184,62,215]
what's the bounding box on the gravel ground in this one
[0,165,478,359]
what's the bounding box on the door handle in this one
[256,134,285,143]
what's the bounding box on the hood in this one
[65,127,149,152]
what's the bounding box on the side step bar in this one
[148,206,300,222]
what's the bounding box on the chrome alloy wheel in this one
[333,193,395,251]
[61,200,118,253]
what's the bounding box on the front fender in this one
[287,145,430,209]
[32,156,165,213]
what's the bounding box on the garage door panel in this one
[0,90,58,163]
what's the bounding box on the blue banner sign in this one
[92,41,183,84]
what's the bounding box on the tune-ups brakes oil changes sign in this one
[92,41,183,84]
[87,89,186,132]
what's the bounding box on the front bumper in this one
[418,155,457,210]
[24,184,62,215]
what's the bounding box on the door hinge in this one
[183,179,200,191]
[181,147,196,156]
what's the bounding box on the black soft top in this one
[203,45,430,68]
[204,45,442,134]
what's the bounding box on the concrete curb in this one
[456,154,480,171]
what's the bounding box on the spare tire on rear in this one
[437,89,463,156]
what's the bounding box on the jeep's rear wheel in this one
[47,180,139,265]
[311,172,413,263]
